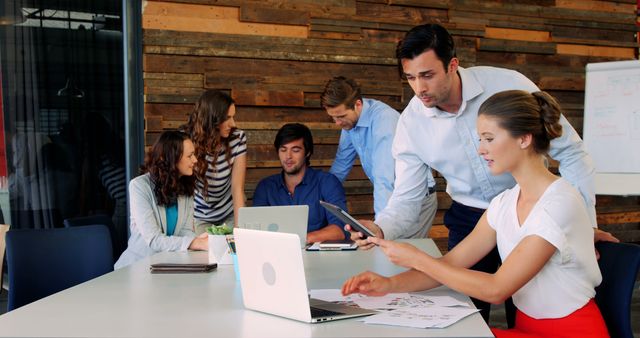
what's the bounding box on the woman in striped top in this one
[184,90,247,234]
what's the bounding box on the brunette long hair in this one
[140,131,195,206]
[184,90,237,196]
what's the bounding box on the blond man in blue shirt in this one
[322,77,438,239]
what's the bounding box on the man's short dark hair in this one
[274,123,314,166]
[320,76,362,110]
[395,24,456,78]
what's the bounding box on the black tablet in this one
[319,200,376,239]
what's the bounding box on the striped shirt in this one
[194,129,247,223]
[99,155,127,202]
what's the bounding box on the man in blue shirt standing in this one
[252,123,349,243]
[321,76,437,238]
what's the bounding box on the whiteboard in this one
[583,60,640,196]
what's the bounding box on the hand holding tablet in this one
[319,201,377,239]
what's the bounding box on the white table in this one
[0,239,493,337]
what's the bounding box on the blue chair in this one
[64,214,123,262]
[5,224,114,311]
[594,241,640,338]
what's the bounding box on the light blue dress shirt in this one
[330,98,435,215]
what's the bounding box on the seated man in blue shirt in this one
[252,123,349,243]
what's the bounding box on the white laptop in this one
[234,228,376,323]
[237,205,309,248]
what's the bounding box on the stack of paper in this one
[309,289,479,328]
[362,306,479,328]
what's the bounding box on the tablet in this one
[319,200,376,239]
[320,239,357,248]
[306,240,358,251]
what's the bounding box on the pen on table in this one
[226,235,236,254]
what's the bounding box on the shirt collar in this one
[354,98,372,128]
[278,166,315,190]
[423,66,484,117]
[458,66,484,111]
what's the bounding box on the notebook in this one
[237,205,309,248]
[234,228,376,323]
[150,253,217,273]
[150,263,217,274]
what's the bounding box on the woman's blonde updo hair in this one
[478,90,563,154]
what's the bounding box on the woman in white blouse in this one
[342,90,609,337]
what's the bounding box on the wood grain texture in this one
[477,38,556,54]
[556,44,637,58]
[143,2,308,37]
[239,4,309,25]
[555,0,637,13]
[231,89,305,107]
[143,0,640,244]
[485,27,550,42]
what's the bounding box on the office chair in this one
[64,214,123,262]
[5,224,114,311]
[594,241,640,338]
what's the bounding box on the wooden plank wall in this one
[141,0,640,251]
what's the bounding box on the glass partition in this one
[0,0,126,251]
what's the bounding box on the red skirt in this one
[491,299,609,338]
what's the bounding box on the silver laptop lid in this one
[237,205,308,248]
[235,228,313,322]
[235,228,377,323]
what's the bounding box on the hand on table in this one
[341,271,391,297]
[189,233,209,251]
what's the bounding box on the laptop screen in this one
[237,205,309,248]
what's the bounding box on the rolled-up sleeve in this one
[369,113,397,215]
[330,131,357,182]
[374,116,429,240]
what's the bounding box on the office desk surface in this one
[0,239,493,337]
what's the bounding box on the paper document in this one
[310,289,468,310]
[309,289,477,328]
[363,306,480,328]
[353,293,468,310]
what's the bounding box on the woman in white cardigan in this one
[115,131,208,269]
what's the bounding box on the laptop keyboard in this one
[310,306,344,318]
